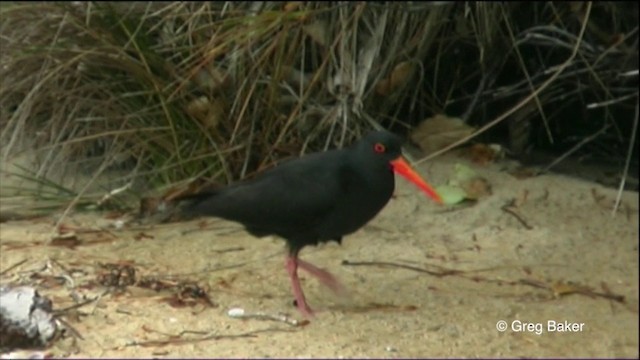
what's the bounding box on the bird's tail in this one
[134,189,221,225]
[171,190,221,220]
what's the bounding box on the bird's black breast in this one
[312,165,395,242]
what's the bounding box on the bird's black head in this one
[354,130,404,165]
[351,130,443,204]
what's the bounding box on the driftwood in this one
[0,286,58,350]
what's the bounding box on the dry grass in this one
[0,2,637,216]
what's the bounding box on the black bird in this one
[181,130,442,317]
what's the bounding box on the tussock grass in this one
[0,2,637,216]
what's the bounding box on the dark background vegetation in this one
[0,2,637,211]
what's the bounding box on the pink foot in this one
[297,258,347,296]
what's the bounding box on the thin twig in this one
[518,279,625,303]
[125,327,298,348]
[96,182,132,207]
[161,250,282,278]
[0,258,29,276]
[506,15,554,144]
[343,259,626,303]
[538,123,611,175]
[52,294,103,315]
[55,316,85,341]
[341,260,463,277]
[612,96,639,217]
[501,199,533,230]
[587,92,639,109]
[461,71,489,122]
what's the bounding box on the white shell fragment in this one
[226,307,301,326]
[227,308,246,317]
[0,286,58,350]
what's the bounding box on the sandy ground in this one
[0,154,638,358]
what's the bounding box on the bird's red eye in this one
[374,143,386,153]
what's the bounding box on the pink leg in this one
[285,256,314,318]
[297,258,347,296]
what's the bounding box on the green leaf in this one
[435,185,467,205]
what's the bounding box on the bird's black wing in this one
[185,150,351,240]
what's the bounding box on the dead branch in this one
[124,327,299,348]
[501,199,534,230]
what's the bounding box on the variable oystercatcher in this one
[180,130,442,317]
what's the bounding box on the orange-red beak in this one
[390,157,442,204]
